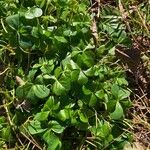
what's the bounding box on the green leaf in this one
[16,83,36,100]
[110,102,124,120]
[111,84,130,100]
[40,60,54,74]
[62,58,79,70]
[27,69,37,81]
[48,120,65,134]
[35,75,44,84]
[1,126,13,142]
[113,30,127,43]
[78,110,88,123]
[77,100,84,108]
[16,86,25,99]
[95,90,105,99]
[63,29,77,36]
[102,22,116,35]
[34,111,49,121]
[33,63,41,68]
[52,74,70,95]
[78,71,88,85]
[42,96,60,111]
[53,80,67,96]
[25,7,43,19]
[100,121,111,138]
[115,78,128,86]
[32,26,40,38]
[54,36,67,43]
[54,67,62,78]
[89,93,97,107]
[84,67,96,77]
[33,84,50,99]
[90,121,111,138]
[28,120,46,134]
[57,109,69,121]
[71,70,80,81]
[6,14,20,30]
[82,86,91,95]
[96,45,106,56]
[19,39,32,49]
[118,89,130,100]
[111,84,120,98]
[26,86,36,100]
[35,0,46,8]
[0,116,5,124]
[81,51,95,67]
[107,100,117,112]
[43,130,61,150]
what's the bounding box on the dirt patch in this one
[115,36,150,149]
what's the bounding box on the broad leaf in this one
[111,84,120,98]
[118,89,130,100]
[54,36,67,43]
[6,14,20,30]
[42,96,60,111]
[28,120,46,134]
[16,83,35,100]
[34,111,49,121]
[78,110,88,123]
[25,7,43,19]
[110,102,124,120]
[52,80,67,96]
[1,126,13,142]
[57,109,70,121]
[33,84,50,99]
[82,86,91,95]
[43,130,61,150]
[48,120,65,134]
[89,93,97,107]
[52,74,71,95]
[78,71,88,85]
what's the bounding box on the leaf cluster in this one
[0,0,138,149]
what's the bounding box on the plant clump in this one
[0,0,149,149]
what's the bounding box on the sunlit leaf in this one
[48,120,65,133]
[34,111,49,121]
[33,84,50,99]
[25,7,43,19]
[78,71,88,85]
[52,80,67,95]
[28,120,46,134]
[57,109,70,121]
[54,36,67,43]
[42,96,60,111]
[43,130,61,150]
[110,102,124,120]
[78,110,88,123]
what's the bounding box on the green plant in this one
[0,0,137,149]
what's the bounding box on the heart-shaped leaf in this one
[25,7,43,19]
[34,111,49,121]
[48,120,65,134]
[28,120,46,135]
[110,102,124,120]
[43,130,61,150]
[33,84,50,99]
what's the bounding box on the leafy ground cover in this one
[0,0,149,149]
